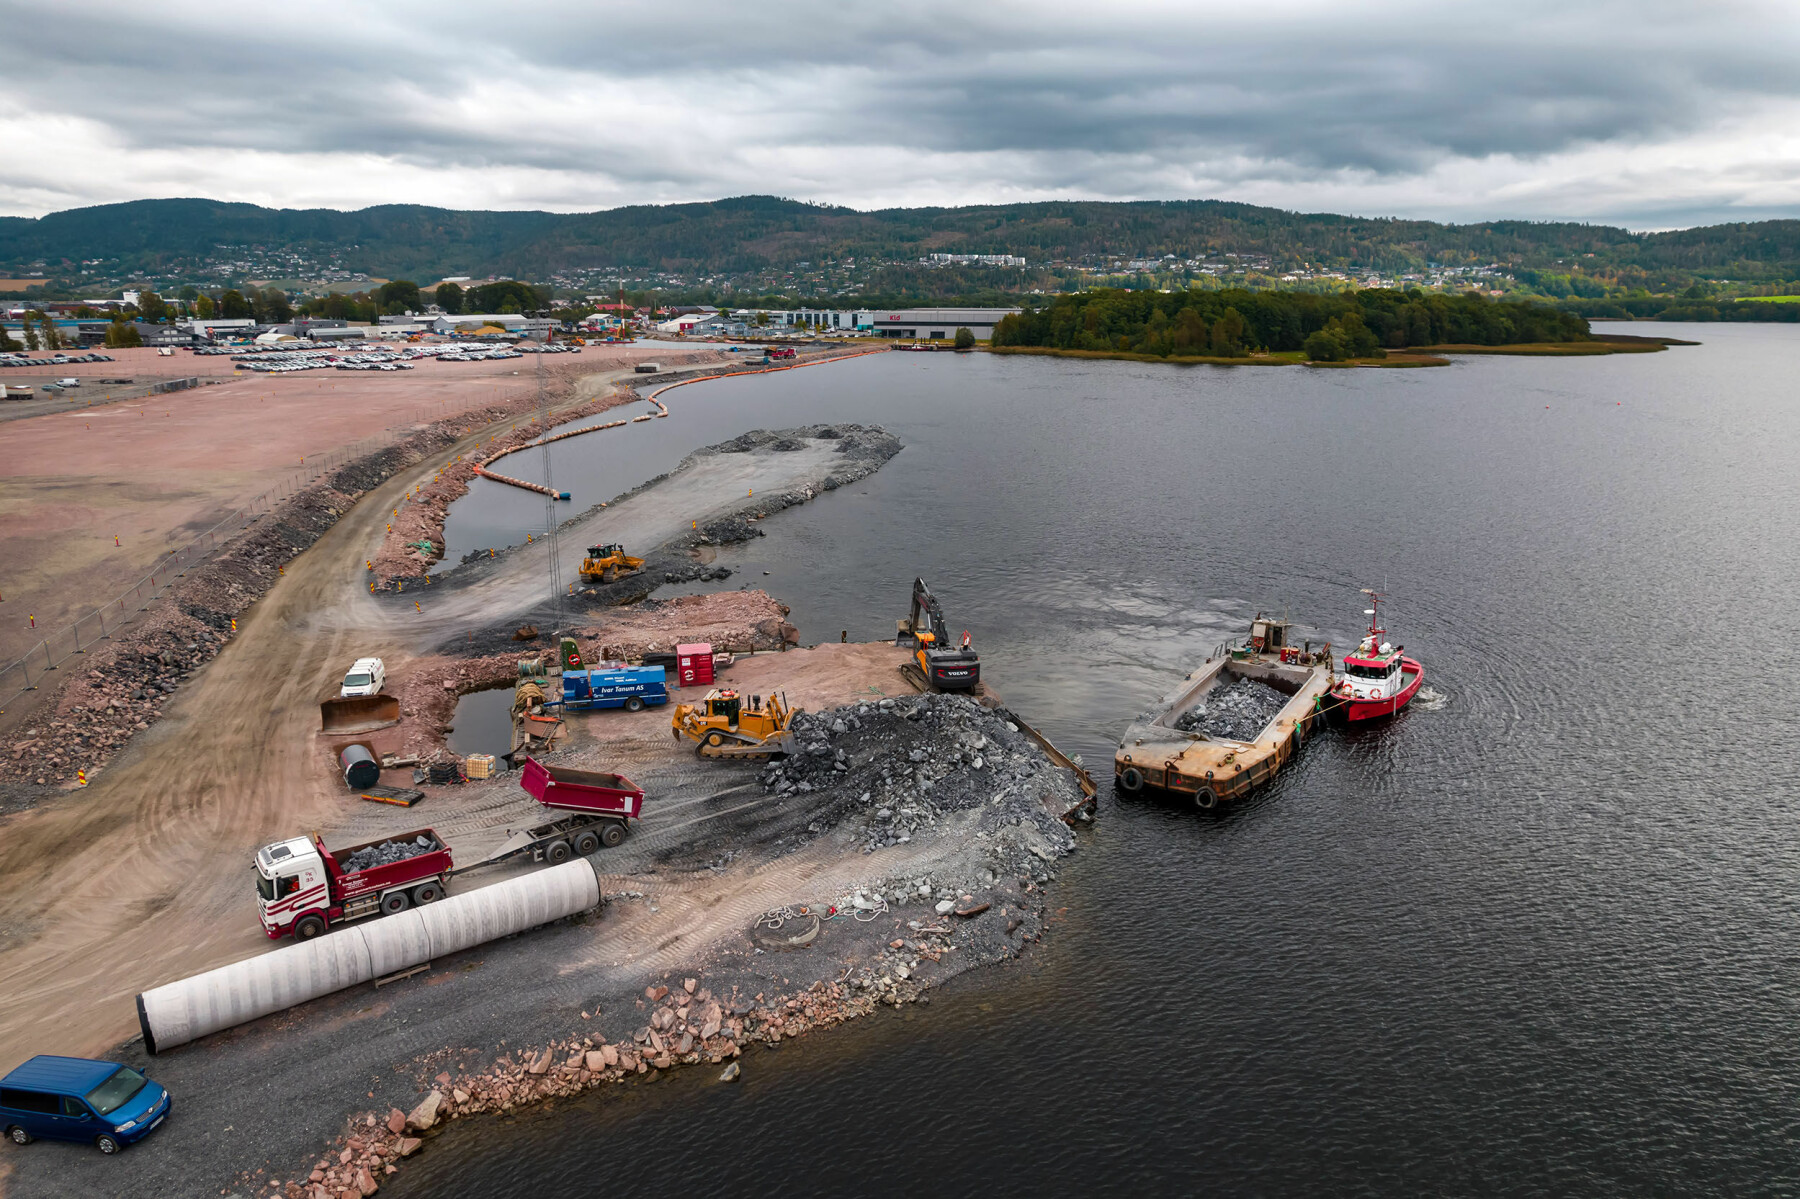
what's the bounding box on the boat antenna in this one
[1361,587,1384,641]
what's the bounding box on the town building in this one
[861,307,1019,340]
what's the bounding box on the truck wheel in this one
[7,1125,32,1145]
[573,829,601,855]
[411,882,443,905]
[625,696,644,712]
[94,1134,121,1155]
[295,914,327,940]
[381,890,411,916]
[704,731,726,747]
[600,822,626,848]
[546,839,573,864]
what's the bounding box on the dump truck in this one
[255,762,644,937]
[493,757,645,859]
[671,688,798,759]
[578,543,645,584]
[255,829,452,940]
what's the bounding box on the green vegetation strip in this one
[992,287,1592,363]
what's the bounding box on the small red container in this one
[676,642,715,688]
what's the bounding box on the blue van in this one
[0,1056,170,1154]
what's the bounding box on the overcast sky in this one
[4,0,1798,229]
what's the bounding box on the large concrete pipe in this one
[135,858,601,1055]
[339,744,380,790]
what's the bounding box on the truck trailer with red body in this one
[254,829,451,940]
[253,762,644,938]
[495,759,644,863]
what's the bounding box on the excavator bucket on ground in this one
[319,694,402,735]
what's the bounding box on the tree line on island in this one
[990,287,1590,360]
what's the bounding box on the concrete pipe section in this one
[135,858,601,1055]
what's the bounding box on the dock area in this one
[1114,616,1335,808]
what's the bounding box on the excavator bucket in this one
[319,694,402,735]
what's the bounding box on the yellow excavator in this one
[671,688,799,759]
[579,543,645,584]
[896,577,981,692]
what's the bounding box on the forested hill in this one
[4,195,1800,288]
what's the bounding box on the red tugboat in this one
[1331,590,1423,721]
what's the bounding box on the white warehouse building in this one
[750,307,1019,339]
[860,307,1019,340]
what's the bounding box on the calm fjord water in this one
[404,325,1800,1196]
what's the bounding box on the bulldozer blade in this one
[320,694,402,735]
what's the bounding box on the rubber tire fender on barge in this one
[1118,766,1144,792]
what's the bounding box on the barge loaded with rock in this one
[1114,615,1336,808]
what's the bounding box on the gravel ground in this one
[0,652,1088,1199]
[0,393,901,1112]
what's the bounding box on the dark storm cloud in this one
[3,0,1798,223]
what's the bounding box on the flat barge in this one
[1113,616,1335,808]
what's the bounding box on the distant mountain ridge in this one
[3,195,1798,286]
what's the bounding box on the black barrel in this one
[340,744,380,790]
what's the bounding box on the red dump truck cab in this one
[254,829,452,939]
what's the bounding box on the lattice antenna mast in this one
[538,339,564,631]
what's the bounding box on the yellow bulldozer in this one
[671,688,799,759]
[579,543,645,585]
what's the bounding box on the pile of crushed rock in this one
[341,835,438,873]
[1172,676,1290,741]
[757,690,1080,887]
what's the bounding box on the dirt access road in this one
[0,374,893,1083]
[0,343,716,671]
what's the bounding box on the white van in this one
[340,657,386,697]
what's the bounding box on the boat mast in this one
[1361,588,1385,643]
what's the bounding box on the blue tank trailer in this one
[556,665,669,713]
